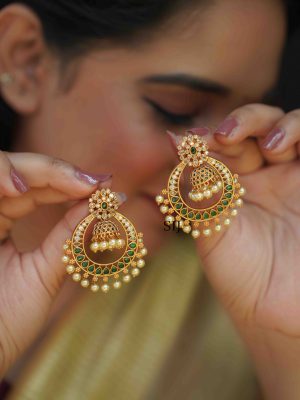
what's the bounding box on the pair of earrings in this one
[62,132,245,293]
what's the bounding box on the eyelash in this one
[144,98,196,126]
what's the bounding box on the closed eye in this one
[144,97,196,126]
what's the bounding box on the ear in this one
[0,4,48,114]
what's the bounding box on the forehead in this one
[79,0,286,101]
[141,0,286,97]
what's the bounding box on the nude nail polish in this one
[215,117,238,136]
[262,127,285,150]
[10,168,29,193]
[188,127,210,136]
[74,168,112,185]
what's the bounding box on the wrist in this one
[236,323,300,400]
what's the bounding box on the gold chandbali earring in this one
[156,133,246,238]
[62,188,147,293]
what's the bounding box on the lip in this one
[140,191,160,212]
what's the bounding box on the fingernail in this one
[74,168,112,185]
[116,192,127,205]
[10,168,29,193]
[187,127,210,136]
[215,116,239,137]
[262,127,285,150]
[166,130,182,146]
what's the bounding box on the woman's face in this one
[15,0,285,250]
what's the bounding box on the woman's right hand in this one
[0,150,113,377]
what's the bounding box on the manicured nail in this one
[166,130,182,146]
[188,127,210,136]
[116,192,127,205]
[262,127,285,150]
[74,168,112,185]
[215,116,238,137]
[10,168,29,193]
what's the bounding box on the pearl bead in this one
[217,181,223,188]
[81,279,89,288]
[212,185,218,193]
[194,192,204,201]
[224,218,231,226]
[188,192,195,200]
[90,242,99,252]
[63,244,69,250]
[239,187,246,196]
[72,273,81,282]
[231,209,238,217]
[165,215,174,224]
[131,268,140,277]
[99,241,108,251]
[215,224,222,232]
[66,265,75,274]
[204,190,212,198]
[236,199,243,207]
[203,228,212,237]
[113,281,122,289]
[123,274,131,283]
[141,248,148,257]
[109,239,116,249]
[137,259,145,268]
[183,225,191,234]
[91,284,99,292]
[156,195,164,204]
[101,284,110,293]
[191,229,200,239]
[160,205,169,214]
[62,255,70,264]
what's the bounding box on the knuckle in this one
[285,109,300,122]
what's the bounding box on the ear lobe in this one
[0,4,47,114]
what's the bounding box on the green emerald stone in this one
[188,212,194,219]
[88,265,95,272]
[112,266,117,273]
[104,268,109,274]
[118,262,124,268]
[129,243,136,249]
[172,196,179,203]
[203,212,209,219]
[96,267,102,274]
[217,206,223,212]
[181,208,187,215]
[222,200,229,206]
[124,257,130,263]
[82,261,89,268]
[196,213,201,220]
[74,248,82,254]
[191,146,197,154]
[127,250,134,257]
[225,193,232,199]
[77,255,84,262]
[102,202,108,209]
[226,185,233,191]
[176,203,183,210]
[211,210,217,217]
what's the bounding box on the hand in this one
[171,104,300,399]
[0,151,114,377]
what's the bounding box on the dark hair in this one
[0,0,198,149]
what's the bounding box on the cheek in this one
[50,82,170,192]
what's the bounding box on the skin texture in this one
[2,0,300,398]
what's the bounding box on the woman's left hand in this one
[172,104,300,400]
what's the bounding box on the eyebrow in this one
[143,73,230,96]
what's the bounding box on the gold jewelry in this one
[156,132,245,237]
[0,72,13,86]
[62,188,147,293]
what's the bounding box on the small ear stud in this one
[0,72,14,86]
